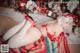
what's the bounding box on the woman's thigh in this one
[0,15,18,36]
[69,44,80,53]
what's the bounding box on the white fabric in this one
[48,11,52,16]
[58,15,80,44]
[26,0,37,10]
[67,0,79,12]
[48,1,53,8]
[28,13,53,24]
[58,15,73,33]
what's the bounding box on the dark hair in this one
[60,3,70,13]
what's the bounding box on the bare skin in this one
[0,15,18,36]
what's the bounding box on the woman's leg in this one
[69,44,80,53]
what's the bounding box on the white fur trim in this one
[58,15,73,33]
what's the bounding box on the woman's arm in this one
[8,26,41,48]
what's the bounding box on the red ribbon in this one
[42,24,70,53]
[62,13,77,19]
[37,0,40,7]
[61,32,70,53]
[23,13,35,26]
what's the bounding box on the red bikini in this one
[42,24,70,53]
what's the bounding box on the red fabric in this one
[43,24,70,53]
[19,47,27,53]
[61,32,70,53]
[23,13,35,26]
[9,48,18,53]
[74,22,80,27]
[37,0,40,7]
[21,0,26,2]
[41,7,48,14]
[62,13,77,19]
[19,0,26,11]
[28,35,47,53]
[44,25,61,42]
[8,50,13,53]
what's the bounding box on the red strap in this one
[37,0,40,7]
[10,48,18,53]
[42,24,57,41]
[64,36,70,53]
[19,47,27,53]
[23,13,35,25]
[61,32,70,53]
[62,13,77,19]
[8,50,13,53]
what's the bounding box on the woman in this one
[0,1,70,53]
